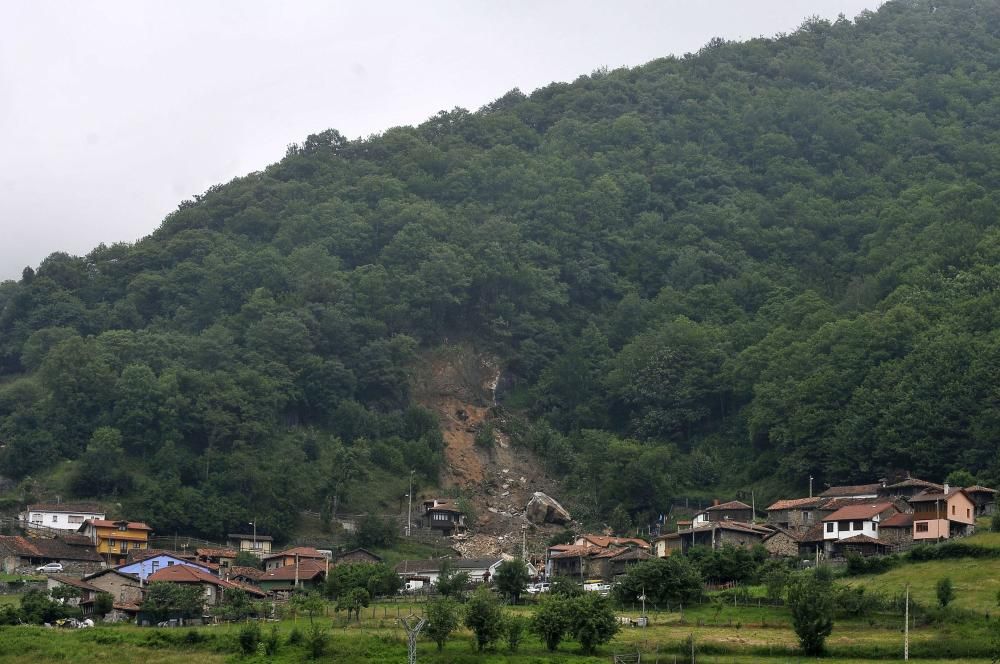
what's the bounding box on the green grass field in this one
[0,595,995,663]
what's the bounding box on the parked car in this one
[36,562,63,573]
[526,582,550,594]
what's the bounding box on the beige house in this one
[226,533,272,556]
[910,487,975,541]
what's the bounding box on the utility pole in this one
[249,520,257,553]
[407,470,415,537]
[809,475,814,498]
[904,584,909,660]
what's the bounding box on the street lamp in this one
[407,470,415,537]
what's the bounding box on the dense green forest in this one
[2,0,1000,539]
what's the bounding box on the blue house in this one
[117,552,216,583]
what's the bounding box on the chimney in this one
[713,499,720,507]
[944,483,950,495]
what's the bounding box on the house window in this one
[952,505,956,515]
[916,522,929,533]
[826,523,834,533]
[151,561,159,572]
[167,561,174,566]
[31,514,42,523]
[69,515,83,524]
[52,515,58,523]
[804,512,811,522]
[968,509,971,518]
[853,521,863,530]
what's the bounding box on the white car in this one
[36,562,63,573]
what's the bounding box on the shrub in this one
[287,627,303,645]
[464,586,503,652]
[936,577,954,608]
[569,593,619,655]
[425,598,459,651]
[306,624,328,659]
[505,614,528,653]
[238,622,261,655]
[532,596,572,651]
[264,625,280,656]
[788,571,834,655]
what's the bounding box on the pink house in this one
[909,486,975,541]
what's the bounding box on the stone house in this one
[877,513,914,546]
[765,497,823,532]
[761,528,800,557]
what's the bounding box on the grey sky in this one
[1,1,880,281]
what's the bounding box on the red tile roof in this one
[82,519,152,531]
[909,488,969,503]
[880,513,914,528]
[0,535,103,562]
[49,575,103,593]
[818,484,882,498]
[578,535,649,549]
[884,478,942,491]
[148,565,224,585]
[259,559,327,581]
[230,566,264,581]
[822,502,895,522]
[197,548,238,559]
[766,497,823,511]
[263,547,326,561]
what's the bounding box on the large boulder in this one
[525,492,571,525]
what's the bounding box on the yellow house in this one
[79,519,152,565]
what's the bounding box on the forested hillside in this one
[2,0,1000,539]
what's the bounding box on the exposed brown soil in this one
[410,344,569,557]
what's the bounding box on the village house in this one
[654,521,772,557]
[422,499,467,536]
[0,535,104,574]
[196,548,238,570]
[226,533,273,556]
[878,477,942,500]
[547,545,601,579]
[79,519,152,565]
[334,548,382,566]
[228,566,264,585]
[146,564,265,612]
[258,559,328,594]
[47,575,104,615]
[821,501,897,556]
[83,568,144,618]
[909,486,976,540]
[762,527,801,558]
[117,551,217,582]
[262,546,328,571]
[765,497,823,532]
[19,503,106,532]
[394,558,506,589]
[692,500,754,526]
[877,513,915,546]
[965,485,998,517]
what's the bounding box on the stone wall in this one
[763,532,799,557]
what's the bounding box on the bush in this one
[505,614,528,653]
[936,577,954,608]
[264,625,280,656]
[569,593,619,655]
[237,623,261,655]
[287,627,303,645]
[788,570,834,655]
[494,558,530,604]
[306,624,328,659]
[532,596,572,651]
[614,556,702,606]
[464,586,503,652]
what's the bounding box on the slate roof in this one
[818,483,882,498]
[880,513,914,528]
[335,548,382,563]
[766,497,823,511]
[49,575,103,593]
[705,500,752,512]
[822,502,895,522]
[838,534,890,546]
[0,535,103,562]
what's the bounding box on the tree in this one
[614,557,702,606]
[435,561,469,598]
[289,590,326,625]
[945,469,976,488]
[352,514,397,548]
[93,592,113,618]
[335,587,370,621]
[140,583,205,622]
[568,593,620,655]
[532,596,572,651]
[549,576,583,598]
[494,559,530,605]
[233,551,262,569]
[463,586,503,652]
[787,571,834,656]
[425,597,459,651]
[936,577,954,608]
[215,588,257,621]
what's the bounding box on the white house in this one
[20,503,105,531]
[821,502,897,543]
[394,558,511,590]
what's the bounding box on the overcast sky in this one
[0,1,882,281]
